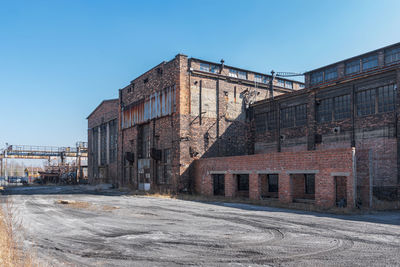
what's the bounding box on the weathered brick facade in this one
[87,99,119,184]
[194,148,356,208]
[117,54,303,192]
[251,42,400,208]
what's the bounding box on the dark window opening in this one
[255,113,266,133]
[143,78,149,83]
[378,84,396,113]
[317,98,333,123]
[213,174,225,196]
[268,174,279,193]
[357,88,376,116]
[334,94,351,120]
[281,104,307,128]
[237,174,249,191]
[305,174,315,195]
[266,110,277,130]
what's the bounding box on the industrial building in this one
[117,55,303,192]
[195,42,400,209]
[87,99,119,184]
[88,42,400,209]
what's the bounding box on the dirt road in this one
[2,186,400,266]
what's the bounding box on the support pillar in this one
[225,173,235,197]
[279,173,292,203]
[249,172,260,200]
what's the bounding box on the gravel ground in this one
[2,185,400,266]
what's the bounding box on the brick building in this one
[87,99,119,184]
[246,42,400,208]
[118,54,303,192]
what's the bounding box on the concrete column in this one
[225,173,235,197]
[106,122,110,165]
[249,172,260,200]
[279,173,292,203]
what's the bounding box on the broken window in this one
[305,174,315,195]
[237,174,249,191]
[334,94,351,120]
[317,98,333,123]
[200,63,219,73]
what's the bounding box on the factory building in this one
[195,42,400,209]
[87,99,119,184]
[117,54,303,192]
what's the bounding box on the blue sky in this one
[0,0,399,147]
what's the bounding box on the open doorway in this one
[335,176,347,207]
[212,174,225,196]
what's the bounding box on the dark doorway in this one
[260,174,279,198]
[335,176,347,207]
[236,174,249,198]
[213,174,225,196]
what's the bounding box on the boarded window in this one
[237,174,249,191]
[334,94,351,120]
[268,174,279,193]
[357,89,376,116]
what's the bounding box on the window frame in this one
[268,174,279,193]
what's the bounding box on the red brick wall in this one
[194,148,356,208]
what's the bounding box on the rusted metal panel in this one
[122,85,176,129]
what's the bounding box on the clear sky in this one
[0,0,399,148]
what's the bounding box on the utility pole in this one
[269,70,275,100]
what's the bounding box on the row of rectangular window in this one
[310,46,400,85]
[200,63,297,89]
[256,84,396,130]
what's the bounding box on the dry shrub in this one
[0,198,38,266]
[56,200,118,211]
